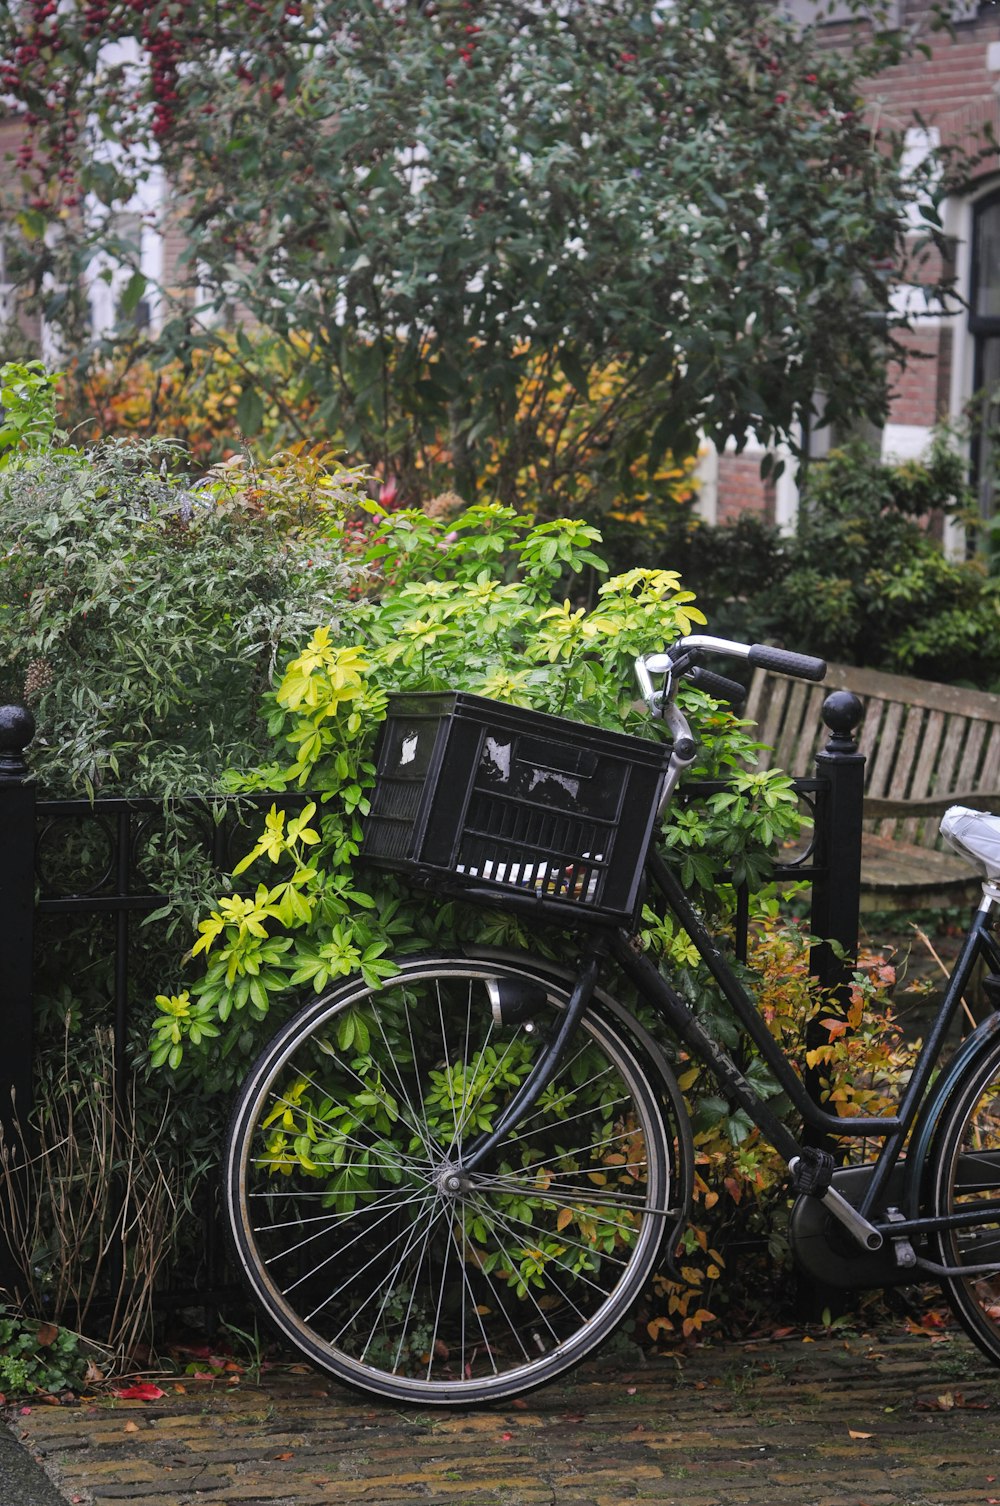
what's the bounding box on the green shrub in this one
[756,437,1000,684]
[0,1308,88,1398]
[0,434,371,798]
[0,373,374,1362]
[152,503,805,1077]
[0,360,71,470]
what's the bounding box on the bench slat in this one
[978,723,1000,794]
[899,707,945,846]
[954,718,988,803]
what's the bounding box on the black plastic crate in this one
[362,691,672,924]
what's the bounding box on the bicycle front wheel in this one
[223,955,674,1405]
[930,1036,1000,1365]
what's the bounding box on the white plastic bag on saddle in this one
[940,806,1000,883]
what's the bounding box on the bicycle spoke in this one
[472,1175,653,1226]
[353,1197,457,1366]
[466,1192,634,1291]
[276,1187,434,1299]
[249,1184,415,1231]
[265,1065,435,1176]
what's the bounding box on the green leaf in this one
[236,386,265,435]
[119,270,148,316]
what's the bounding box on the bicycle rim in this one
[224,956,673,1405]
[931,1037,1000,1364]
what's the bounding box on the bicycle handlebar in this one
[640,635,826,685]
[746,644,827,682]
[635,634,827,814]
[686,665,747,707]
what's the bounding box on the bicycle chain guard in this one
[789,1164,912,1290]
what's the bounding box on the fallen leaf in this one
[123,1421,139,1434]
[172,1343,212,1359]
[36,1323,59,1347]
[848,1429,874,1440]
[114,1383,165,1402]
[273,1451,294,1460]
[904,1309,949,1333]
[511,1398,528,1410]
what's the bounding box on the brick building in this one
[702,0,1000,535]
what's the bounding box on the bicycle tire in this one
[223,954,675,1405]
[929,1034,1000,1364]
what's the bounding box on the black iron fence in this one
[0,689,866,1305]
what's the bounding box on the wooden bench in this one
[745,662,1000,910]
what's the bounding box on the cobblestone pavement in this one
[8,1322,1000,1506]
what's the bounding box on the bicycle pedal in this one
[789,1147,835,1197]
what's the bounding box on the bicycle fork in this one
[448,946,605,1181]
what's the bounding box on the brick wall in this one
[715,453,778,525]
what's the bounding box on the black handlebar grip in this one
[688,666,747,708]
[747,645,827,682]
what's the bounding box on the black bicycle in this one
[222,635,1000,1405]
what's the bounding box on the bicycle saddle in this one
[940,806,1000,880]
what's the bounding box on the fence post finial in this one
[821,690,864,755]
[0,703,35,782]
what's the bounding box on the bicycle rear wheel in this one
[930,1036,1000,1364]
[224,955,674,1405]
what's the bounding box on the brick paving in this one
[7,1321,1000,1506]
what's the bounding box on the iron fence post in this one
[809,690,865,989]
[806,690,865,1130]
[0,704,36,1295]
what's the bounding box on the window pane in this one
[975,336,1000,521]
[976,201,1000,321]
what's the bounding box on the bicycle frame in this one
[451,842,1000,1269]
[383,634,1000,1279]
[634,852,1000,1243]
